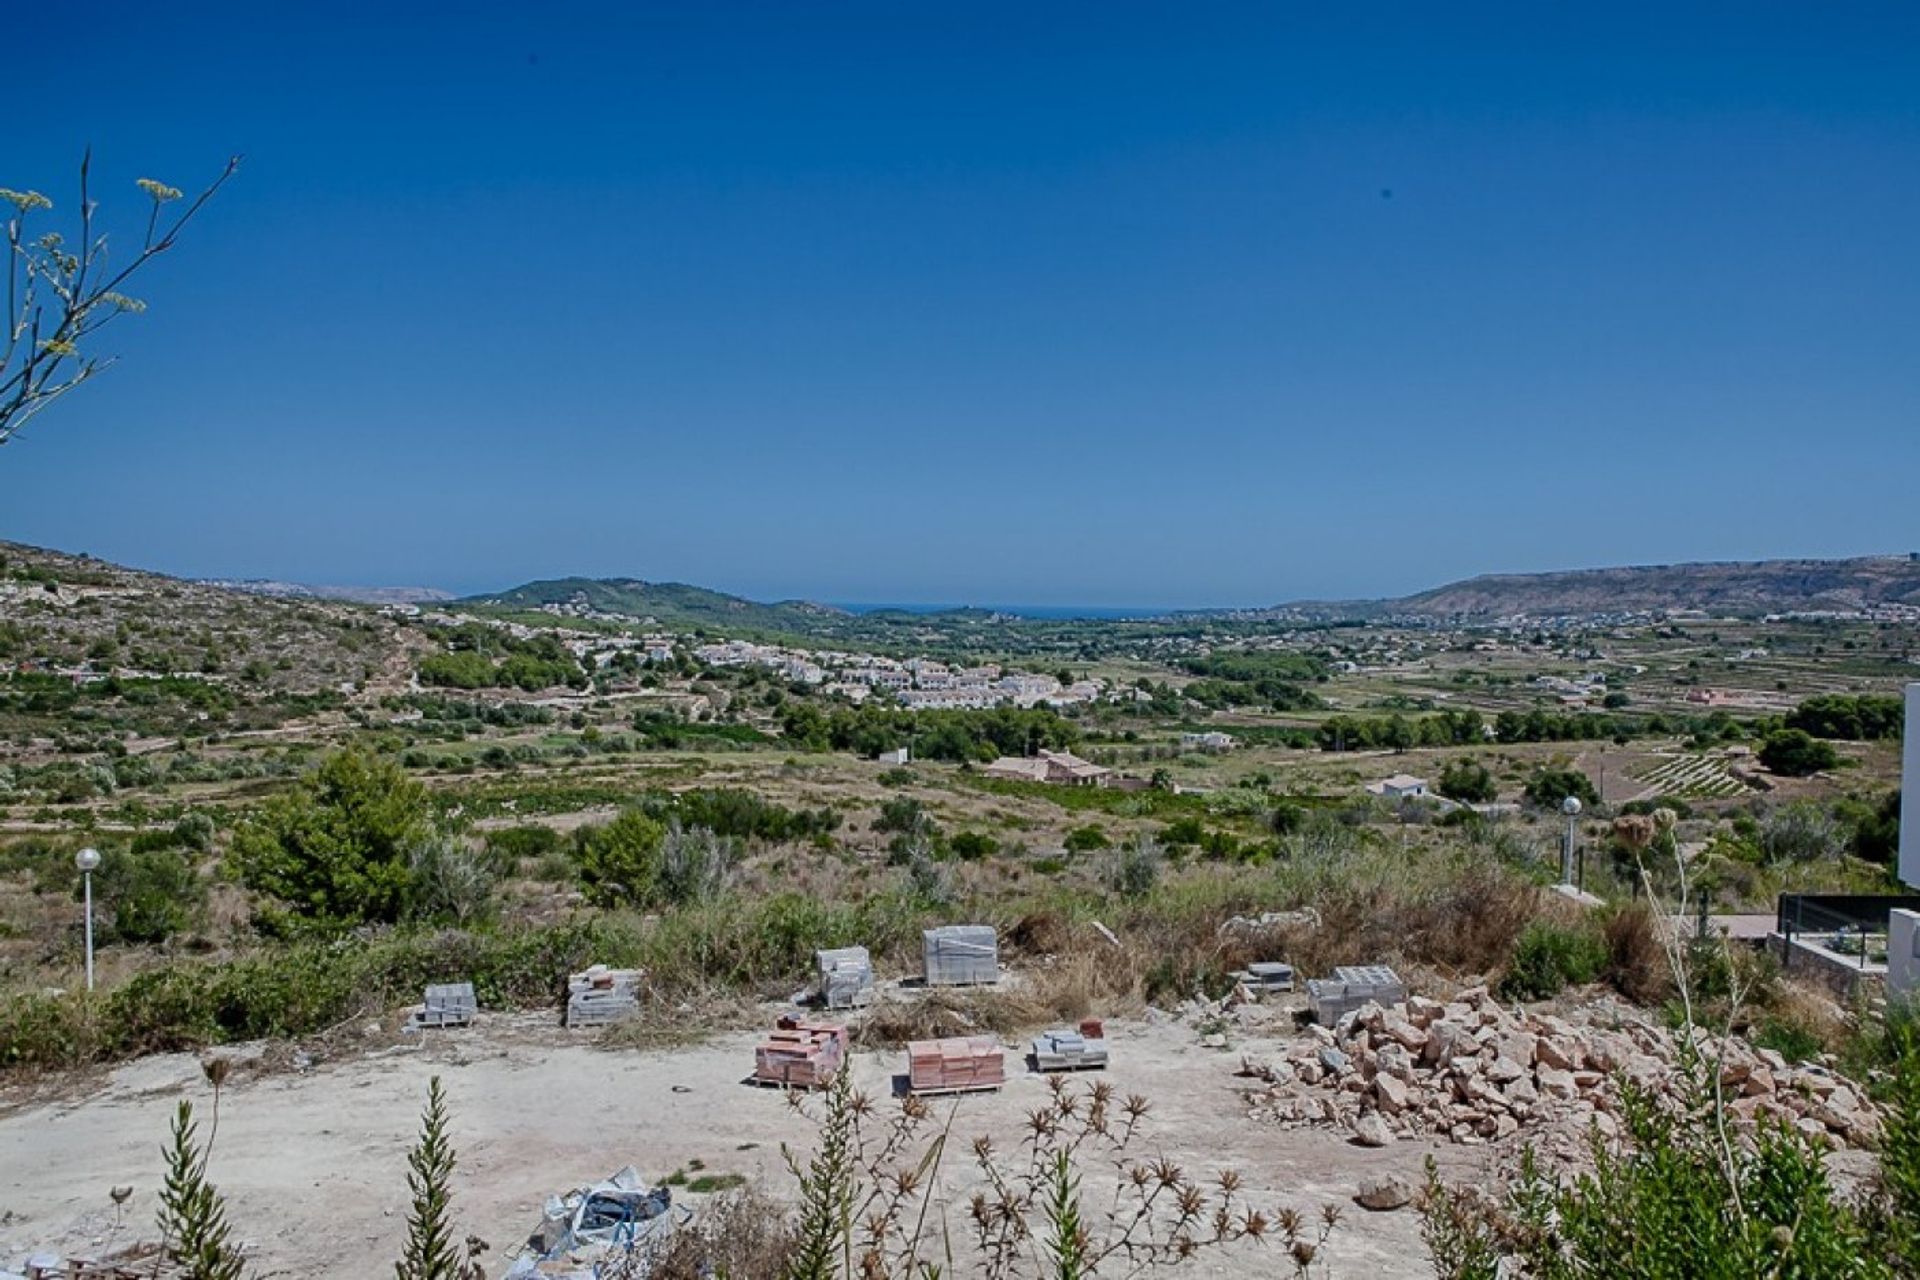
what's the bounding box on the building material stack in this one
[566,965,643,1027]
[815,945,876,1009]
[907,1036,1006,1094]
[1306,965,1406,1024]
[413,982,477,1028]
[922,925,999,986]
[753,1015,849,1089]
[1031,1018,1109,1072]
[1233,962,1295,995]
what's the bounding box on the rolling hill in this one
[1383,555,1920,620]
[462,576,850,633]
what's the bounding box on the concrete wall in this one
[1904,684,1920,890]
[1892,910,1919,997]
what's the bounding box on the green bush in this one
[232,750,436,933]
[1759,728,1839,778]
[572,810,667,907]
[86,846,207,945]
[1438,759,1497,804]
[1522,766,1600,810]
[1063,825,1109,853]
[1500,919,1607,1000]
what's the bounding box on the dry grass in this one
[1602,900,1671,1004]
[596,992,762,1052]
[639,1186,794,1280]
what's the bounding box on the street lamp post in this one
[1560,796,1582,886]
[75,846,101,991]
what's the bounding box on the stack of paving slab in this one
[1031,1018,1109,1072]
[815,945,876,1010]
[412,982,477,1028]
[907,1036,1006,1094]
[922,925,999,987]
[753,1015,849,1089]
[1235,962,1296,994]
[1306,964,1406,1024]
[566,965,643,1027]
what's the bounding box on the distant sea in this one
[834,602,1182,621]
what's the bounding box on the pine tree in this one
[396,1076,464,1280]
[157,1101,245,1280]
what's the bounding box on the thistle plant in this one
[779,1072,1332,1280]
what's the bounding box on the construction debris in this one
[410,982,477,1029]
[11,1244,174,1279]
[753,1015,848,1089]
[1219,909,1320,937]
[815,946,875,1010]
[1305,965,1405,1023]
[1239,988,1884,1161]
[1031,1018,1109,1072]
[908,1035,1006,1094]
[922,925,999,987]
[566,966,643,1028]
[505,1166,691,1279]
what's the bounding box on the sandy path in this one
[0,1014,1473,1278]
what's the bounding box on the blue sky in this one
[3,3,1916,607]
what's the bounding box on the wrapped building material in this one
[1031,1019,1109,1072]
[504,1166,691,1279]
[413,982,477,1028]
[922,925,998,987]
[815,946,875,1009]
[907,1035,1005,1094]
[1306,965,1406,1024]
[566,965,643,1027]
[753,1016,848,1089]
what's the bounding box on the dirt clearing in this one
[0,1012,1472,1277]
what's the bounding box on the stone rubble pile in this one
[1238,986,1880,1158]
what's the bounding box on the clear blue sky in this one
[4,3,1916,607]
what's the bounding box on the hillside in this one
[0,541,429,744]
[1386,555,1920,620]
[463,576,850,633]
[202,578,454,606]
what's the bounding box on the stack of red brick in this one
[907,1035,1006,1094]
[753,1015,848,1089]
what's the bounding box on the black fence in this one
[1776,893,1920,971]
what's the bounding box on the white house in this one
[1365,773,1429,800]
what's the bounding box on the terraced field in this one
[1631,752,1749,800]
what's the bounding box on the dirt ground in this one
[0,1010,1484,1279]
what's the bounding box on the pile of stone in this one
[1238,987,1881,1158]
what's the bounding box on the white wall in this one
[1891,909,1919,997]
[1904,684,1920,890]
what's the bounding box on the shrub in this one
[232,749,435,932]
[948,831,998,862]
[405,837,496,926]
[1063,824,1110,853]
[572,810,667,907]
[1104,835,1164,899]
[1500,918,1607,1000]
[480,824,561,871]
[1438,759,1497,804]
[1759,728,1839,778]
[655,823,739,905]
[1523,766,1599,810]
[87,846,207,945]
